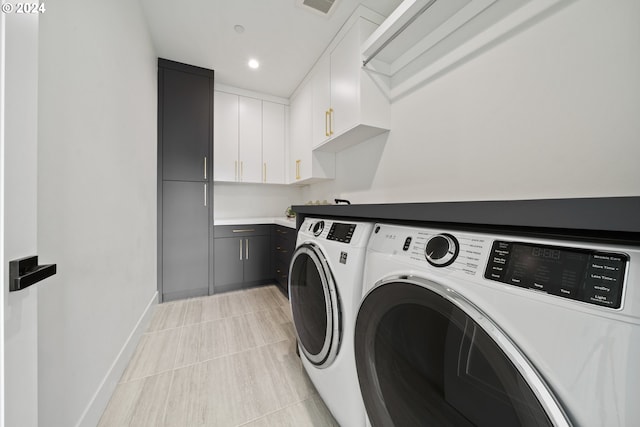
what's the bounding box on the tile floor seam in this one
[170,323,185,372]
[171,336,297,372]
[154,321,184,426]
[142,326,181,335]
[179,299,188,326]
[118,366,175,385]
[195,306,291,326]
[235,393,321,427]
[158,369,176,426]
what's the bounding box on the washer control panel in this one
[425,234,459,267]
[368,223,632,311]
[327,222,356,243]
[370,224,484,277]
[485,241,627,309]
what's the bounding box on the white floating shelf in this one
[361,0,570,101]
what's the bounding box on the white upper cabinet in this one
[289,82,334,184]
[262,101,286,184]
[214,89,287,184]
[238,96,262,183]
[213,91,239,182]
[310,13,391,153]
[311,54,331,149]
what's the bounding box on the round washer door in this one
[288,243,341,367]
[355,278,571,427]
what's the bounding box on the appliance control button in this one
[403,237,412,251]
[312,221,325,236]
[425,234,459,267]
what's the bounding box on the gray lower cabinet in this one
[162,181,210,301]
[213,225,273,293]
[243,235,271,282]
[213,237,243,289]
[273,226,296,296]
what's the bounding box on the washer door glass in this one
[289,244,339,366]
[355,281,567,427]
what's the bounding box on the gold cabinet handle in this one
[263,163,267,183]
[329,108,334,135]
[245,238,249,260]
[240,161,243,181]
[235,160,238,181]
[204,183,207,206]
[325,110,330,137]
[204,156,207,180]
[295,160,301,180]
[239,239,243,261]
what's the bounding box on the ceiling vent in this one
[300,0,337,15]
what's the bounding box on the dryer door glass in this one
[355,281,560,427]
[289,245,339,366]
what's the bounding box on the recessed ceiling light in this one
[234,25,245,34]
[248,59,260,69]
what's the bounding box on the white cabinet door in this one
[312,54,331,149]
[330,19,364,137]
[262,101,285,184]
[313,16,389,152]
[238,96,262,183]
[213,91,239,181]
[289,82,335,184]
[289,82,312,182]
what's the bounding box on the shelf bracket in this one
[362,0,438,67]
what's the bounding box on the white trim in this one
[74,291,158,427]
[0,11,7,427]
[214,83,289,105]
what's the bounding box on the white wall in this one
[2,10,40,427]
[214,183,304,219]
[37,0,158,425]
[304,0,640,204]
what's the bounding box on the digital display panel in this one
[327,223,356,243]
[485,241,627,309]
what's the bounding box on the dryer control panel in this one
[485,241,628,309]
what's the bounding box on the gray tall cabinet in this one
[158,59,214,302]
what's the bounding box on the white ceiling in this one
[139,0,402,99]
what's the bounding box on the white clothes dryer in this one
[354,223,640,427]
[289,218,373,427]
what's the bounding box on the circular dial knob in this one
[425,234,459,267]
[312,221,325,236]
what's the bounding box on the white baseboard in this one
[75,290,158,427]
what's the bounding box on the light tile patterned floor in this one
[98,285,338,427]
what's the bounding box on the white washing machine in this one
[289,217,373,427]
[354,223,640,427]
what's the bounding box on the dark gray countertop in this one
[292,197,640,244]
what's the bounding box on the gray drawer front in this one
[273,226,295,238]
[214,224,272,238]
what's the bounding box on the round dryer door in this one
[289,243,341,367]
[355,278,571,427]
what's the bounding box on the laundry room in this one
[1,0,639,426]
